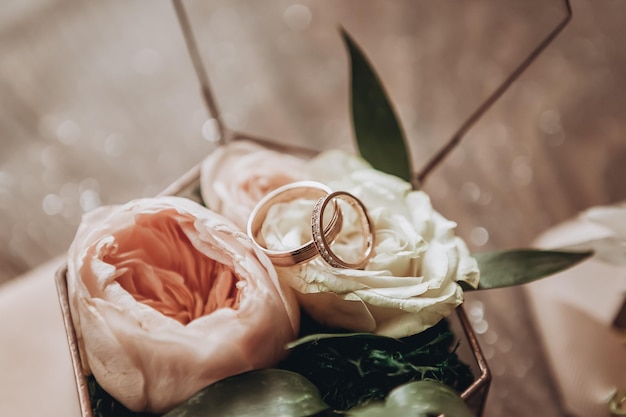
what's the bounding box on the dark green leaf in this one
[470,249,592,290]
[163,369,329,417]
[347,380,474,417]
[342,29,412,182]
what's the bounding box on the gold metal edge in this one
[55,267,93,417]
[158,164,201,197]
[457,304,492,415]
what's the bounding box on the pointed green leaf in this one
[163,369,329,417]
[469,249,592,290]
[342,29,412,182]
[347,380,474,417]
[286,332,403,350]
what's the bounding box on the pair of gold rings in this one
[247,181,374,269]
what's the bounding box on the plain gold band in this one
[311,191,374,269]
[247,181,342,267]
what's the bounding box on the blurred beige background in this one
[1,0,625,416]
[2,0,625,282]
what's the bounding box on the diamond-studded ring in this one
[311,191,374,269]
[247,181,343,267]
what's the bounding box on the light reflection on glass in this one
[512,155,533,186]
[283,4,312,32]
[202,118,221,142]
[470,226,489,246]
[56,120,81,145]
[42,194,63,216]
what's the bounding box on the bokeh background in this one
[1,0,624,416]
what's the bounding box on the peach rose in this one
[67,196,299,413]
[200,140,307,229]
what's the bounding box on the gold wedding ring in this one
[247,181,343,267]
[311,191,374,269]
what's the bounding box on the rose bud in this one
[66,196,299,413]
[200,140,307,229]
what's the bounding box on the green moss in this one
[278,314,473,411]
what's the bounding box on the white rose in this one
[262,151,479,338]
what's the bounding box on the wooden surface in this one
[1,1,625,416]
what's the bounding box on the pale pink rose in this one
[200,140,307,229]
[67,196,299,413]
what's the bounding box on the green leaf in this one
[342,29,412,182]
[163,369,329,417]
[469,249,592,290]
[286,332,404,350]
[347,380,474,417]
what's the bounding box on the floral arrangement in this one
[62,30,589,417]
